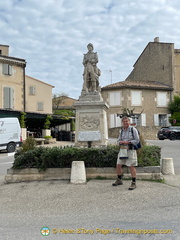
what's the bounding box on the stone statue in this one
[82,43,101,92]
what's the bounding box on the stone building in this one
[101,38,180,139]
[0,44,54,135]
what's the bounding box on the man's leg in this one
[129,166,136,190]
[112,164,123,186]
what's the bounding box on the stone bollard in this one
[161,158,175,175]
[70,161,86,184]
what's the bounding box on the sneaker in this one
[112,178,123,186]
[128,182,136,190]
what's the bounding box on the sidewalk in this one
[163,174,180,188]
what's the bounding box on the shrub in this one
[13,144,160,171]
[43,115,52,129]
[138,145,161,166]
[17,137,37,153]
[19,112,26,128]
[44,136,53,139]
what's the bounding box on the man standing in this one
[112,116,140,190]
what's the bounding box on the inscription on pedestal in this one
[78,131,101,141]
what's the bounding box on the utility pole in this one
[105,69,112,84]
[109,69,112,84]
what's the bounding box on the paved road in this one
[0,140,180,240]
[146,139,180,173]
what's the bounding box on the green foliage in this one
[138,145,161,167]
[53,109,75,119]
[168,95,180,114]
[20,112,26,128]
[71,119,75,131]
[44,136,53,139]
[168,95,180,125]
[12,144,160,171]
[169,112,180,126]
[17,137,37,154]
[43,115,52,129]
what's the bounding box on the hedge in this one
[12,145,161,171]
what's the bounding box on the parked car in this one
[157,126,180,140]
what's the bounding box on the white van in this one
[0,117,22,153]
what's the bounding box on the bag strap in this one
[131,127,134,138]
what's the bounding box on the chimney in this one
[154,37,159,42]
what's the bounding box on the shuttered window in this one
[37,102,43,111]
[154,114,170,126]
[29,86,36,95]
[131,91,142,106]
[2,64,12,75]
[3,87,14,109]
[157,92,167,107]
[110,114,121,128]
[109,92,121,106]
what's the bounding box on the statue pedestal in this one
[74,92,109,147]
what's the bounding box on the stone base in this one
[74,93,109,148]
[5,166,163,183]
[79,91,103,102]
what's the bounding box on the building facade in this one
[102,38,179,139]
[0,45,26,112]
[0,44,54,116]
[26,75,53,114]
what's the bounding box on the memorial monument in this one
[74,43,109,147]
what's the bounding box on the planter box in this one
[42,129,51,137]
[5,166,162,183]
[21,128,27,141]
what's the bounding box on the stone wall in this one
[126,41,174,87]
[109,126,161,140]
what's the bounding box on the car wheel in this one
[158,138,164,140]
[170,134,176,141]
[7,143,16,153]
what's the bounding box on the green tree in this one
[20,112,26,128]
[43,115,52,129]
[168,95,180,126]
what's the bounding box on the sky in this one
[1,0,180,99]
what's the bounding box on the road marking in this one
[8,152,15,156]
[0,162,13,165]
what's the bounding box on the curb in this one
[5,166,163,183]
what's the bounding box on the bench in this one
[34,138,45,145]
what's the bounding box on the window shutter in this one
[157,92,167,107]
[9,65,12,75]
[29,86,36,95]
[109,92,121,106]
[109,93,115,105]
[3,87,10,108]
[154,114,159,126]
[9,88,14,108]
[3,87,14,109]
[2,64,8,74]
[141,113,146,126]
[131,91,142,106]
[167,114,171,126]
[38,102,43,111]
[116,115,121,127]
[110,114,115,128]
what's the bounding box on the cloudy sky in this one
[1,0,180,99]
